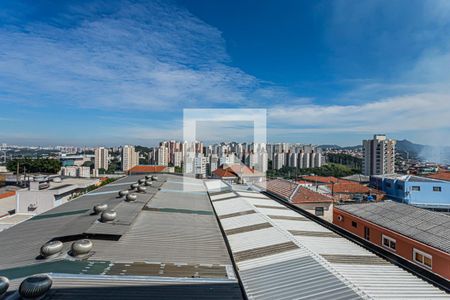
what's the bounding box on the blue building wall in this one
[371,175,450,209]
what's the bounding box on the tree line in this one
[267,163,359,179]
[6,158,62,174]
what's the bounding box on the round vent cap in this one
[40,240,63,258]
[126,193,137,201]
[71,239,93,256]
[118,190,129,197]
[137,186,146,192]
[93,203,108,214]
[19,274,52,299]
[0,276,9,297]
[101,210,117,222]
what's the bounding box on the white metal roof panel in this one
[332,264,450,299]
[271,219,332,232]
[220,213,268,231]
[227,227,291,252]
[213,198,254,216]
[293,236,375,256]
[236,191,269,199]
[244,198,286,207]
[210,192,238,201]
[254,207,300,217]
[239,256,363,300]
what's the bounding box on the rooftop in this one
[260,179,334,203]
[336,201,450,254]
[0,174,241,299]
[205,181,448,299]
[127,165,168,174]
[426,171,450,182]
[212,168,238,179]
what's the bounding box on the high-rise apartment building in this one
[157,146,169,166]
[94,147,109,170]
[122,145,139,172]
[362,134,396,176]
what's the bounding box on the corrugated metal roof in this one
[206,181,449,300]
[5,275,243,300]
[0,175,242,299]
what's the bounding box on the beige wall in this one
[294,202,333,223]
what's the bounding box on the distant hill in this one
[395,139,425,156]
[318,144,361,150]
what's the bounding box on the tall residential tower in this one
[94,147,109,171]
[122,145,139,172]
[362,134,396,176]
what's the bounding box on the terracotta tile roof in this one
[213,168,237,178]
[261,179,333,204]
[223,164,264,177]
[263,179,297,199]
[426,171,450,181]
[128,165,167,174]
[0,191,15,200]
[330,183,372,194]
[291,187,333,204]
[301,176,340,184]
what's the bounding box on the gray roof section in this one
[5,275,242,300]
[0,175,240,299]
[337,201,450,253]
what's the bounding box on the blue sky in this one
[0,0,449,146]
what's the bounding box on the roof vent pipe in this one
[19,274,52,299]
[71,239,93,257]
[0,276,9,298]
[93,203,108,214]
[101,210,117,222]
[40,241,63,258]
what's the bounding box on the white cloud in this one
[269,93,450,133]
[0,1,272,110]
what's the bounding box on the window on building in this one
[413,249,432,269]
[364,226,370,240]
[411,186,421,191]
[433,186,442,192]
[315,207,324,216]
[382,235,396,251]
[351,221,358,228]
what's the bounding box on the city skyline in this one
[1,0,450,146]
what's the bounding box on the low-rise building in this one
[334,201,450,281]
[127,165,168,175]
[259,178,334,222]
[212,163,265,184]
[16,177,99,215]
[301,175,385,202]
[370,174,450,211]
[60,166,91,178]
